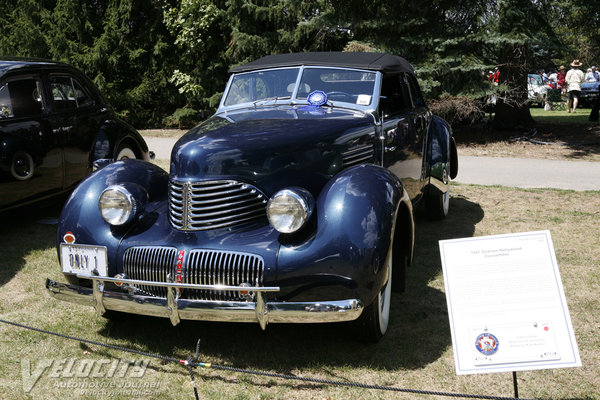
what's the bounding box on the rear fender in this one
[90,120,150,165]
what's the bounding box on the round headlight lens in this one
[98,186,135,225]
[267,188,314,233]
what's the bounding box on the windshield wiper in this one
[252,96,291,107]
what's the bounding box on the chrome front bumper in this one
[45,276,363,329]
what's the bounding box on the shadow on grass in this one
[96,196,484,373]
[454,119,600,160]
[0,198,65,287]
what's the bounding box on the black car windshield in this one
[223,67,377,108]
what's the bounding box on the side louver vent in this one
[342,143,374,168]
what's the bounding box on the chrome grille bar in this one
[169,180,268,231]
[342,143,374,167]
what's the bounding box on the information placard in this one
[439,231,581,375]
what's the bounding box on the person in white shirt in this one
[585,68,597,82]
[565,60,585,113]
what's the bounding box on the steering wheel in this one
[326,91,354,102]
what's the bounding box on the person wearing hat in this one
[565,60,585,113]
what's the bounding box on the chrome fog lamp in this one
[267,188,314,233]
[98,184,147,226]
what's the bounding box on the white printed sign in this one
[439,231,581,374]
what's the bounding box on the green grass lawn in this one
[530,106,595,124]
[0,184,599,399]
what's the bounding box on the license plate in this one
[60,244,108,276]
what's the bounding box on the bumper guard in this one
[45,275,363,329]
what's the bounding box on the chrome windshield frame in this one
[217,66,381,114]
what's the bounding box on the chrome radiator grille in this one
[185,250,264,301]
[123,246,178,298]
[122,246,264,301]
[342,143,374,168]
[169,180,268,231]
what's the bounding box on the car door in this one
[380,72,424,202]
[0,72,62,208]
[405,73,430,196]
[47,72,106,189]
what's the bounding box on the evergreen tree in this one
[0,0,183,127]
[550,0,600,64]
[0,0,590,127]
[491,0,561,128]
[164,0,347,109]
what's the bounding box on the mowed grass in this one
[0,184,599,400]
[530,106,596,124]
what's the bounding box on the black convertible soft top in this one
[230,52,415,74]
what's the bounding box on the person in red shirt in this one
[492,67,500,84]
[557,66,566,93]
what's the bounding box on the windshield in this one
[297,68,376,105]
[224,68,299,106]
[222,67,377,108]
[528,75,543,86]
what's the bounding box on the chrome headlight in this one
[98,184,147,226]
[267,188,314,233]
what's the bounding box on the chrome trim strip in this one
[75,274,279,292]
[188,202,264,218]
[189,194,259,208]
[46,278,363,326]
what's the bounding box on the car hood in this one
[170,106,375,194]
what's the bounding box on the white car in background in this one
[527,74,551,106]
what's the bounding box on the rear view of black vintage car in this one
[0,59,151,212]
[46,52,457,341]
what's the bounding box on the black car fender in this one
[276,164,412,304]
[90,118,149,163]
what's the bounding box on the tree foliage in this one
[0,0,597,128]
[0,0,184,127]
[163,0,347,108]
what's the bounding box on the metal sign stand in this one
[512,371,519,398]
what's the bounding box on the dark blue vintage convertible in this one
[46,52,458,341]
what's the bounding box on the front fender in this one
[91,119,150,164]
[276,164,406,303]
[57,160,169,274]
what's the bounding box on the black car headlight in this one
[267,187,314,233]
[98,184,147,226]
